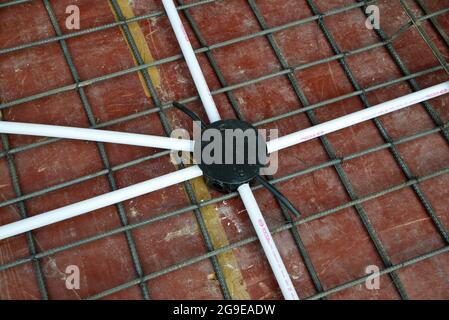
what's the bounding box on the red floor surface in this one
[0,0,448,299]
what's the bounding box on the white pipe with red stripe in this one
[162,0,299,300]
[267,81,449,154]
[238,183,299,300]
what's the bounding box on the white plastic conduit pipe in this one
[0,165,203,240]
[161,0,221,123]
[0,121,194,152]
[267,81,449,153]
[162,0,299,300]
[238,184,300,299]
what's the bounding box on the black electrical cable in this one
[255,175,301,217]
[172,101,207,128]
[170,108,300,219]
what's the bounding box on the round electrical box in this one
[194,119,267,193]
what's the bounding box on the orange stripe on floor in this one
[188,176,250,299]
[109,0,161,96]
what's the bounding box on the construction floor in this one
[0,0,449,300]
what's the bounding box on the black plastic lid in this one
[194,119,267,193]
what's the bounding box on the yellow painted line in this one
[111,1,249,299]
[188,176,250,300]
[109,0,161,96]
